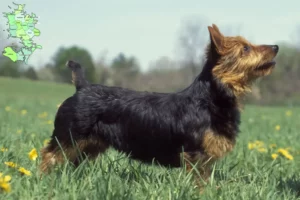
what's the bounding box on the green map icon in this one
[2,2,42,64]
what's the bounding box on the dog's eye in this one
[243,46,250,52]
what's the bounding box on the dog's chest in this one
[200,106,240,158]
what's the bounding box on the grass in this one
[0,76,300,199]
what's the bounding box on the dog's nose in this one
[272,45,279,53]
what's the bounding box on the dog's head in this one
[206,24,279,96]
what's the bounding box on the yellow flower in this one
[271,153,278,160]
[43,139,50,146]
[5,106,11,112]
[248,141,264,150]
[257,148,267,153]
[248,142,255,150]
[0,173,11,182]
[1,148,8,152]
[16,129,22,134]
[269,144,276,148]
[20,109,27,115]
[278,148,289,155]
[0,182,11,192]
[38,112,48,118]
[18,167,31,176]
[285,147,293,151]
[4,162,17,168]
[285,110,292,117]
[278,148,294,160]
[46,120,53,125]
[28,148,38,161]
[285,154,294,160]
[275,125,280,131]
[0,173,11,193]
[254,140,264,147]
[255,140,263,144]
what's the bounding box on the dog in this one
[40,24,279,191]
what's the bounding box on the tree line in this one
[0,17,299,105]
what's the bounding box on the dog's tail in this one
[66,60,89,91]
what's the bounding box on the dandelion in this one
[257,148,267,153]
[285,147,293,151]
[284,154,294,160]
[254,140,264,147]
[46,120,53,125]
[248,143,255,150]
[269,144,276,148]
[20,109,27,115]
[4,162,17,168]
[38,112,48,118]
[1,148,8,152]
[278,148,289,155]
[0,173,11,193]
[271,153,278,160]
[43,139,50,146]
[278,148,294,160]
[18,167,31,176]
[5,106,11,112]
[0,181,11,193]
[16,129,22,134]
[248,141,264,150]
[28,148,38,161]
[285,110,292,117]
[275,125,280,131]
[0,173,11,182]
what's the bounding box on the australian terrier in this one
[40,24,279,191]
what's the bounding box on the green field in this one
[0,77,299,199]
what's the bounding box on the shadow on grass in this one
[277,176,300,197]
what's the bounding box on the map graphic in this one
[2,2,42,64]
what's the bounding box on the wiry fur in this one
[40,24,279,191]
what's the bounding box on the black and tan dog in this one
[40,24,279,190]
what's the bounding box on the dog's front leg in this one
[181,152,214,193]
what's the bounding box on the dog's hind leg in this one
[40,140,74,173]
[71,136,109,166]
[40,133,108,173]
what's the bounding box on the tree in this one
[110,53,140,87]
[0,58,21,78]
[177,17,244,82]
[177,16,208,80]
[0,25,22,78]
[148,56,179,72]
[94,50,113,85]
[36,65,55,81]
[50,46,96,83]
[23,66,38,80]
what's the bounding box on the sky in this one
[0,0,299,71]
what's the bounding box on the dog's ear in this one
[212,24,223,37]
[208,24,223,53]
